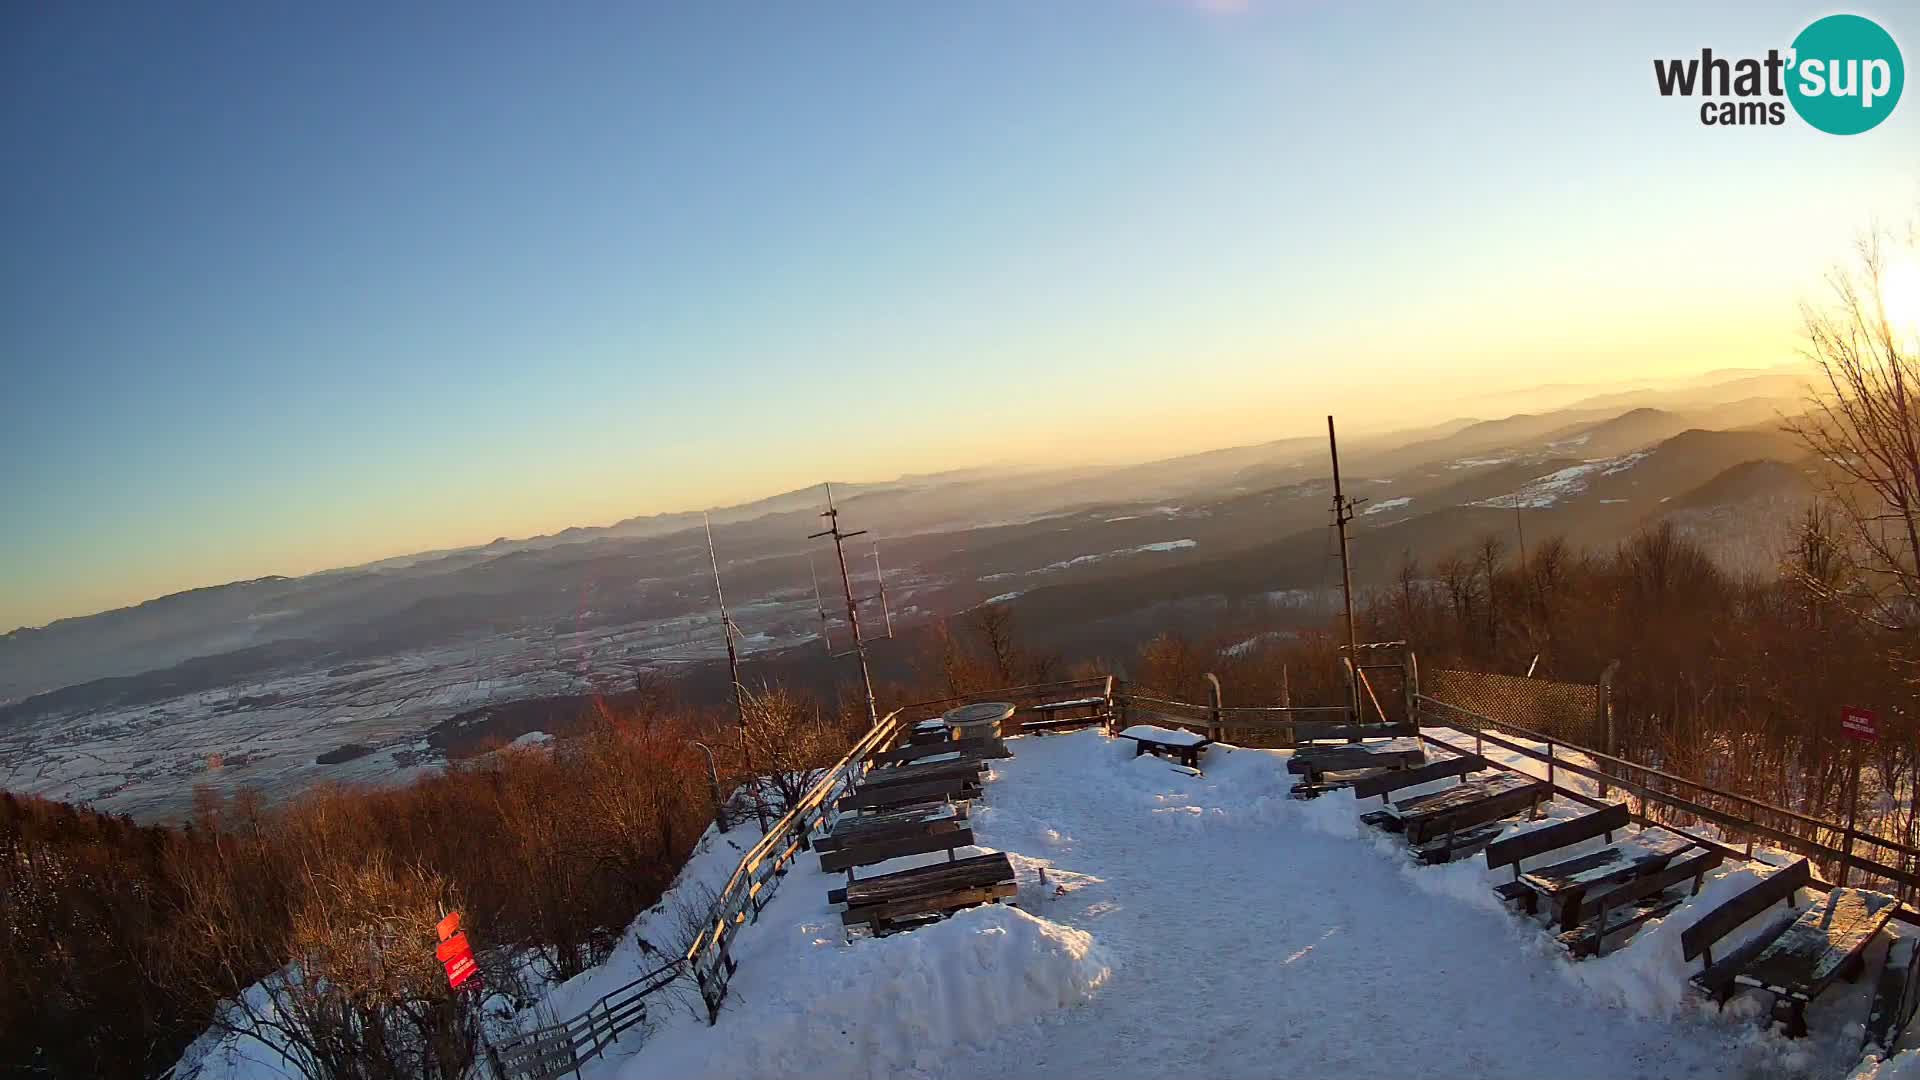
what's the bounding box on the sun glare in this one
[1885,254,1920,347]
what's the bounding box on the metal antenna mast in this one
[706,513,768,833]
[807,554,834,653]
[807,482,888,727]
[1327,415,1362,719]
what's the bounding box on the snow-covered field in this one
[498,728,1920,1080]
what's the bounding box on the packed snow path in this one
[609,729,1873,1079]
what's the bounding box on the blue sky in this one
[2,0,1916,630]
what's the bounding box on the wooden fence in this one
[1112,687,1351,746]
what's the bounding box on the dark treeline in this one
[0,696,851,1080]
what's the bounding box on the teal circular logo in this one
[1787,14,1904,135]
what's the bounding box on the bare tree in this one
[1785,220,1920,633]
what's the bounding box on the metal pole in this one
[1327,416,1360,719]
[810,483,879,728]
[690,741,727,834]
[707,514,769,833]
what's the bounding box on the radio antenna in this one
[807,482,882,727]
[705,513,768,832]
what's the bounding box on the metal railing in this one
[491,960,679,1080]
[684,676,1116,1023]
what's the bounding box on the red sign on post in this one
[435,918,480,991]
[1842,706,1879,743]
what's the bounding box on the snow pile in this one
[1854,1047,1920,1080]
[509,730,554,748]
[630,906,1107,1079]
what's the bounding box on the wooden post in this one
[1546,740,1555,790]
[1205,673,1223,743]
[1842,740,1860,887]
[1597,660,1619,800]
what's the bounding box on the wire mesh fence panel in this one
[1421,668,1603,748]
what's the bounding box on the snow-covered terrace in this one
[547,721,1915,1080]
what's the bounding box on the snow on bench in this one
[1116,724,1212,769]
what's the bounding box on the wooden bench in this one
[1682,858,1811,1007]
[837,768,982,813]
[1025,697,1108,731]
[1735,886,1898,1036]
[1515,825,1696,931]
[816,804,972,875]
[1355,753,1486,829]
[1556,845,1722,958]
[829,852,1018,934]
[1387,772,1549,864]
[1486,802,1630,910]
[1289,719,1416,747]
[1116,724,1212,769]
[908,718,950,746]
[869,738,1010,769]
[1288,736,1426,798]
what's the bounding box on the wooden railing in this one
[684,676,1116,1023]
[1415,694,1920,920]
[1112,687,1350,746]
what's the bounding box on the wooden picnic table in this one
[1288,737,1425,778]
[817,804,964,853]
[817,804,973,875]
[829,851,1017,930]
[1520,826,1695,930]
[1735,887,1898,1036]
[909,718,951,746]
[1390,772,1546,846]
[857,757,985,791]
[1116,724,1211,769]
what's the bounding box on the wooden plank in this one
[829,852,1014,905]
[842,882,1018,926]
[1558,894,1686,959]
[1484,803,1631,872]
[857,758,986,790]
[870,739,1009,768]
[1521,828,1694,899]
[1291,720,1417,744]
[838,775,979,812]
[1737,888,1899,1000]
[1680,859,1812,962]
[1392,773,1543,843]
[1691,912,1797,1003]
[1287,738,1425,776]
[1352,753,1484,801]
[1411,820,1509,864]
[1408,782,1546,846]
[819,826,974,874]
[816,805,961,852]
[1029,697,1106,711]
[1567,847,1722,950]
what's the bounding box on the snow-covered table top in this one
[1117,724,1210,747]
